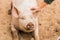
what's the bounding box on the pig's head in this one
[12,0,40,32]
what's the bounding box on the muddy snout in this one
[26,22,34,30]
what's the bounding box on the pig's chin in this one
[23,29,34,33]
[18,25,35,33]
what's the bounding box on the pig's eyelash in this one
[31,8,36,11]
[19,16,25,20]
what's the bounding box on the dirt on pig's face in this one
[12,0,40,32]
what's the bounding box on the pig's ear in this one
[31,7,40,17]
[12,7,19,18]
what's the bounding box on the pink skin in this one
[12,0,40,32]
[11,0,40,40]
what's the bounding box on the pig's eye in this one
[30,8,40,13]
[19,17,25,20]
[31,8,36,11]
[31,8,35,10]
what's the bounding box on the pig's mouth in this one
[18,25,35,32]
[24,26,35,32]
[22,28,35,33]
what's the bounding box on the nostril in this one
[26,23,34,30]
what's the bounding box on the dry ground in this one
[0,0,60,40]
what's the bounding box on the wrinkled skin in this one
[11,0,40,40]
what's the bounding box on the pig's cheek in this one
[19,19,27,26]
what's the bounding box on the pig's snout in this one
[26,22,34,30]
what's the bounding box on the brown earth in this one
[0,0,60,40]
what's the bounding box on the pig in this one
[11,0,40,40]
[10,0,54,40]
